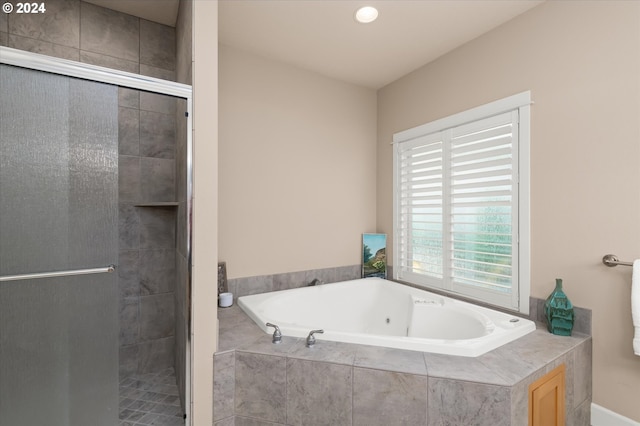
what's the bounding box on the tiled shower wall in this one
[1,0,181,377]
[0,0,175,80]
[118,88,178,376]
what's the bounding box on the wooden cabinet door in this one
[529,364,565,426]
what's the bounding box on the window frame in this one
[392,92,531,314]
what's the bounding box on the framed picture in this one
[362,233,386,278]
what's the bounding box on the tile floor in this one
[119,367,184,426]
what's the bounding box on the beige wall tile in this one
[234,352,286,423]
[139,157,176,202]
[139,63,175,81]
[213,417,235,426]
[140,92,177,115]
[138,336,174,374]
[140,110,176,159]
[119,297,139,346]
[79,1,138,62]
[428,378,511,426]
[118,107,140,156]
[119,87,140,109]
[139,249,176,295]
[80,50,139,74]
[8,34,79,61]
[139,293,174,340]
[213,359,234,422]
[175,0,192,86]
[118,155,141,202]
[574,338,592,408]
[0,10,7,32]
[235,417,282,426]
[8,0,79,47]
[353,368,427,426]
[354,345,427,376]
[140,19,176,71]
[285,358,352,425]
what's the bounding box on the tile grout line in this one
[119,367,183,426]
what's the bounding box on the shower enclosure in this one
[0,48,193,426]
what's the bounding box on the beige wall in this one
[192,0,217,424]
[218,45,377,279]
[377,1,640,421]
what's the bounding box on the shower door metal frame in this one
[0,46,195,426]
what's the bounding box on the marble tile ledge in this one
[217,303,591,387]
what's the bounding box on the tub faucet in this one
[308,278,322,286]
[266,323,282,344]
[306,329,324,347]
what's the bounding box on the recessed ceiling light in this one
[355,6,378,24]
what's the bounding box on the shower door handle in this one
[0,264,116,282]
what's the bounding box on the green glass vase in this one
[544,278,574,336]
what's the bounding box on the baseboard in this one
[591,403,640,426]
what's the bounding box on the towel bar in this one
[602,254,634,267]
[0,264,116,282]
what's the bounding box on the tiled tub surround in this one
[214,303,592,425]
[227,265,362,298]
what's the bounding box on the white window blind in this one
[393,93,530,313]
[396,133,445,282]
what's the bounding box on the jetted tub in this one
[237,277,536,357]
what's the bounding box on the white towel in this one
[633,260,640,356]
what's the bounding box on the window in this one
[393,92,530,313]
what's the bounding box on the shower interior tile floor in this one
[119,367,184,426]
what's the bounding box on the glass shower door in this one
[0,65,119,426]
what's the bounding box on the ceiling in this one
[87,0,544,89]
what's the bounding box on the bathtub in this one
[237,277,536,357]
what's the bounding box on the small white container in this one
[219,292,233,308]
